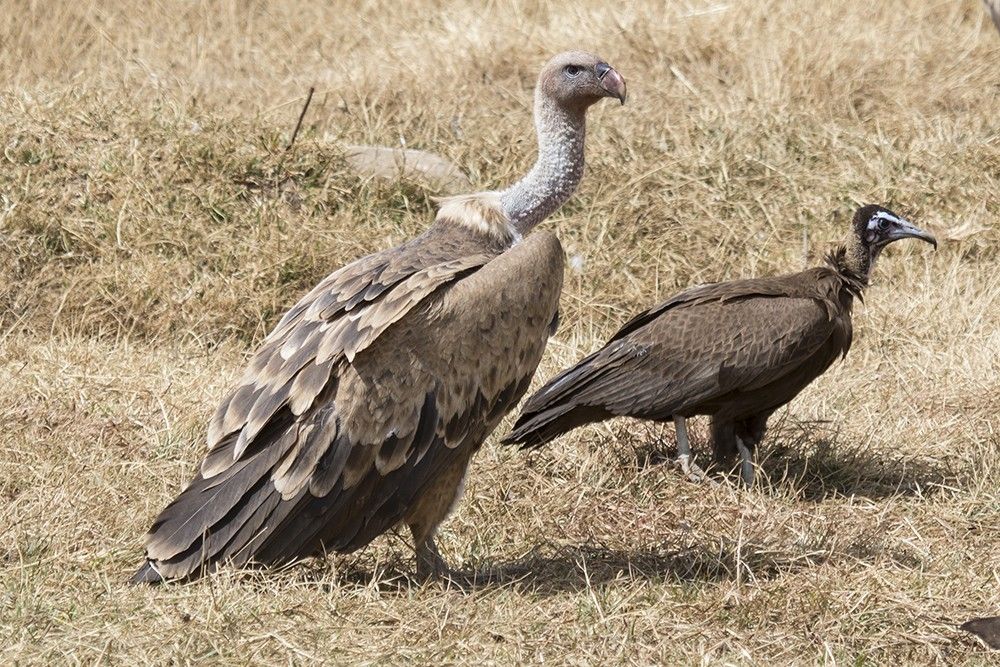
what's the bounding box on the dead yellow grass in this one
[2,0,999,663]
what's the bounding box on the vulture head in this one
[497,50,626,234]
[537,50,627,110]
[852,204,938,261]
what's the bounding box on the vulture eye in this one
[563,64,583,77]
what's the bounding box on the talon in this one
[677,453,692,475]
[414,535,468,589]
[671,415,718,485]
[674,453,719,486]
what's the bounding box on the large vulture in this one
[504,205,936,485]
[132,51,627,583]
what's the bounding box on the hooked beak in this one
[888,218,938,249]
[595,62,627,105]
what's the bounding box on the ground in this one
[2,0,999,664]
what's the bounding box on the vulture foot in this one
[414,537,463,588]
[673,415,719,485]
[675,453,719,485]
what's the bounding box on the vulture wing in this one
[135,205,564,582]
[506,270,847,447]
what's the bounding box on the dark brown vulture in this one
[504,205,936,485]
[131,51,627,584]
[961,616,1000,649]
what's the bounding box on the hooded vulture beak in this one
[889,219,938,249]
[596,62,627,104]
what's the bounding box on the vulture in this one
[961,616,1000,649]
[131,51,627,584]
[504,205,936,485]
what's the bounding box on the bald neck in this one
[499,96,587,236]
[829,234,877,292]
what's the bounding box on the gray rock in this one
[343,145,472,194]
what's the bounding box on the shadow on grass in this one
[323,539,822,596]
[627,417,956,502]
[217,418,958,596]
[230,504,931,595]
[756,425,956,502]
[461,542,791,593]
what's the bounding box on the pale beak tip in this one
[597,64,627,105]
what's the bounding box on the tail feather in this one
[503,403,610,448]
[503,342,642,448]
[131,391,453,584]
[130,561,164,585]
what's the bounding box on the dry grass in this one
[2,0,999,663]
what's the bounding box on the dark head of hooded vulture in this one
[504,205,936,486]
[131,52,626,584]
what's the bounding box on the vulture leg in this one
[709,417,739,474]
[735,436,755,487]
[411,527,450,582]
[734,413,770,487]
[403,452,471,584]
[673,416,714,484]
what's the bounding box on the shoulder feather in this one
[433,192,518,246]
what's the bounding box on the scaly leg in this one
[673,416,715,484]
[735,436,755,486]
[412,529,451,582]
[405,454,470,587]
